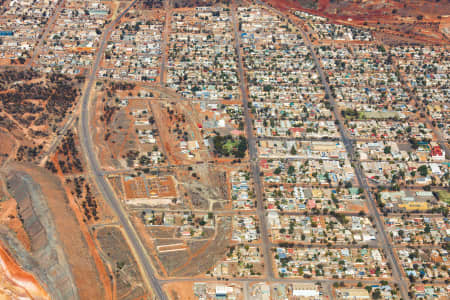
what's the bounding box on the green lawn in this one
[437,191,450,204]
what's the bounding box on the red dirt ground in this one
[263,0,449,44]
[0,242,50,300]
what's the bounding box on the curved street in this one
[78,0,167,299]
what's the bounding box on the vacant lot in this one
[156,217,231,277]
[96,227,148,300]
[178,165,229,210]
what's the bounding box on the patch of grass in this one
[212,134,247,158]
[224,140,237,152]
[437,191,450,204]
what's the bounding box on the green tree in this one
[418,165,428,177]
[290,146,297,155]
[372,289,382,299]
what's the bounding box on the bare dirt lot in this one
[177,164,229,210]
[164,282,198,300]
[154,216,231,277]
[95,226,149,300]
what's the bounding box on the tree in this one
[409,138,419,150]
[290,146,297,155]
[235,136,248,158]
[418,165,428,177]
[263,85,273,92]
[372,289,382,299]
[287,166,295,176]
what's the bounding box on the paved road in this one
[160,277,394,284]
[258,136,341,141]
[254,2,409,298]
[293,17,410,300]
[327,283,335,300]
[159,0,171,84]
[30,0,65,65]
[396,63,449,158]
[267,241,379,249]
[78,1,167,299]
[243,281,249,300]
[231,2,275,280]
[128,207,368,217]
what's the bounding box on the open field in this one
[96,226,149,300]
[133,214,232,278]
